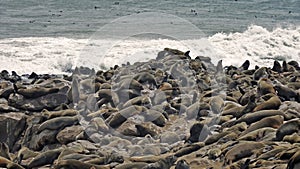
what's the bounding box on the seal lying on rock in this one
[37,116,78,133]
[0,156,24,169]
[27,147,63,168]
[287,150,300,169]
[54,159,111,169]
[142,155,177,169]
[275,119,300,141]
[224,142,264,165]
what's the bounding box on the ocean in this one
[0,0,299,74]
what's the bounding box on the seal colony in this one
[0,48,300,169]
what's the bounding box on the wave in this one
[0,25,299,74]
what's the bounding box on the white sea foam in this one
[0,25,299,74]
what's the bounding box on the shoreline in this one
[0,48,300,169]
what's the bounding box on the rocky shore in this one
[0,48,300,169]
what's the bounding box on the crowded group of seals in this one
[0,48,300,169]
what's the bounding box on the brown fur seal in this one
[0,156,24,169]
[272,60,282,73]
[54,159,111,169]
[241,115,283,136]
[240,60,250,70]
[142,155,177,169]
[188,123,210,143]
[283,133,300,143]
[0,142,10,160]
[257,78,276,96]
[274,84,299,101]
[275,119,300,141]
[17,86,59,98]
[253,67,268,80]
[209,96,224,114]
[238,127,276,141]
[174,143,204,157]
[287,150,300,169]
[37,116,78,133]
[42,109,78,119]
[224,142,264,164]
[253,95,281,111]
[27,148,63,168]
[175,159,190,169]
[235,110,285,125]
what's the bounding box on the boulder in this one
[8,93,68,111]
[0,112,26,150]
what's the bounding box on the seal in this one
[42,109,78,119]
[0,142,10,160]
[235,110,285,125]
[275,119,300,141]
[27,148,63,168]
[209,96,224,114]
[238,127,276,141]
[143,155,177,169]
[240,115,283,136]
[274,84,298,101]
[253,67,268,80]
[175,159,190,169]
[253,95,281,111]
[0,157,24,169]
[283,133,300,143]
[54,159,111,169]
[287,150,300,169]
[272,60,282,73]
[239,60,250,70]
[257,78,276,96]
[187,122,210,143]
[37,116,78,133]
[224,142,264,164]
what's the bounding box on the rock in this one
[8,93,68,111]
[0,112,26,150]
